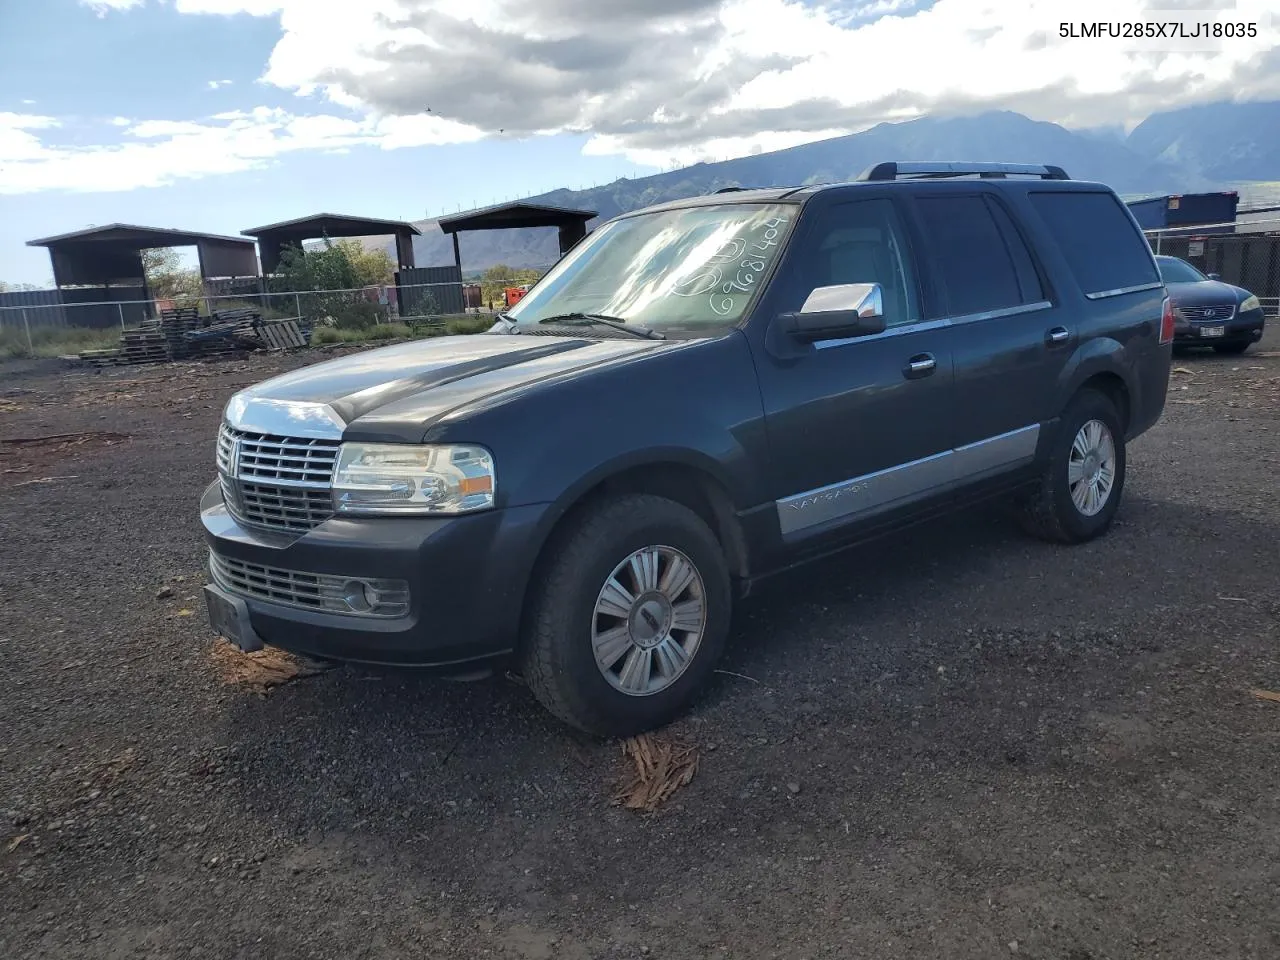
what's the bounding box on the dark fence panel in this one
[205,277,266,299]
[0,288,65,329]
[61,286,150,329]
[0,285,149,329]
[396,266,463,316]
[1153,235,1280,301]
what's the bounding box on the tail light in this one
[1159,296,1175,345]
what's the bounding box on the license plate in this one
[1200,325,1225,338]
[204,584,263,652]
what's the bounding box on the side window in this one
[914,195,1033,316]
[1028,191,1160,296]
[985,197,1045,303]
[788,198,919,327]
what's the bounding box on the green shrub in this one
[365,323,412,341]
[311,327,346,346]
[0,324,122,360]
[445,314,497,336]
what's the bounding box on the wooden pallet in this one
[257,319,307,350]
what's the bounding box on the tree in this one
[271,238,396,329]
[479,263,542,307]
[141,247,202,302]
[0,281,44,292]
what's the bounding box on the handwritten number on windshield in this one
[672,216,788,317]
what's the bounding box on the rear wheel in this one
[520,493,731,737]
[1015,390,1126,544]
[1212,341,1251,355]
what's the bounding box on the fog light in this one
[342,580,375,613]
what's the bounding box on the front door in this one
[747,195,956,544]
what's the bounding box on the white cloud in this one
[207,79,234,89]
[38,0,1280,181]
[174,0,1278,166]
[0,108,483,195]
[0,114,62,164]
[80,0,145,14]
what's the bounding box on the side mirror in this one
[779,282,887,343]
[1207,272,1221,281]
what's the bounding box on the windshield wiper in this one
[536,312,665,340]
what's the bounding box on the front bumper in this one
[199,482,549,668]
[1173,307,1266,344]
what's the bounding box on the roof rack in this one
[712,186,747,194]
[856,161,1071,182]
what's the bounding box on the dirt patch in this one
[0,431,131,486]
[209,639,330,695]
[1,330,1279,960]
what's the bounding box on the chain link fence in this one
[0,282,491,359]
[1144,218,1280,317]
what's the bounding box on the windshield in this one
[1157,257,1209,284]
[503,202,798,334]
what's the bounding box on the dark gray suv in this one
[202,161,1173,736]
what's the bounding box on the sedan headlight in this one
[332,443,495,515]
[1240,294,1260,313]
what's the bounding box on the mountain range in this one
[392,101,1280,275]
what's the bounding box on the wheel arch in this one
[515,452,751,645]
[1056,339,1135,435]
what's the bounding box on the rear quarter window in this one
[1028,191,1159,296]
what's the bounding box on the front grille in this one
[217,424,341,532]
[209,551,409,618]
[1180,304,1235,322]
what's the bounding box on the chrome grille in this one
[1180,304,1234,322]
[208,551,409,618]
[217,423,341,532]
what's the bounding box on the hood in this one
[1163,279,1247,308]
[224,333,680,440]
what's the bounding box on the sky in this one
[1,0,1278,284]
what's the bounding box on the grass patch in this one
[0,325,122,360]
[312,315,495,346]
[445,314,497,335]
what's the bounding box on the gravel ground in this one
[2,332,1278,960]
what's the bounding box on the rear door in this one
[905,190,1070,480]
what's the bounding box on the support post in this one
[22,309,33,355]
[452,232,462,275]
[117,302,126,331]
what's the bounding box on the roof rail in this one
[856,161,1071,182]
[713,186,747,194]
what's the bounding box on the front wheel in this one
[1015,390,1127,544]
[519,493,731,737]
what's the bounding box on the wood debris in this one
[209,638,329,695]
[613,733,699,813]
[1250,689,1280,704]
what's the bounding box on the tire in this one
[519,493,731,737]
[1212,341,1251,355]
[1015,389,1127,545]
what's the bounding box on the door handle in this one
[1046,326,1070,345]
[903,353,936,379]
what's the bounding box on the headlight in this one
[332,443,495,515]
[1240,294,1260,312]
